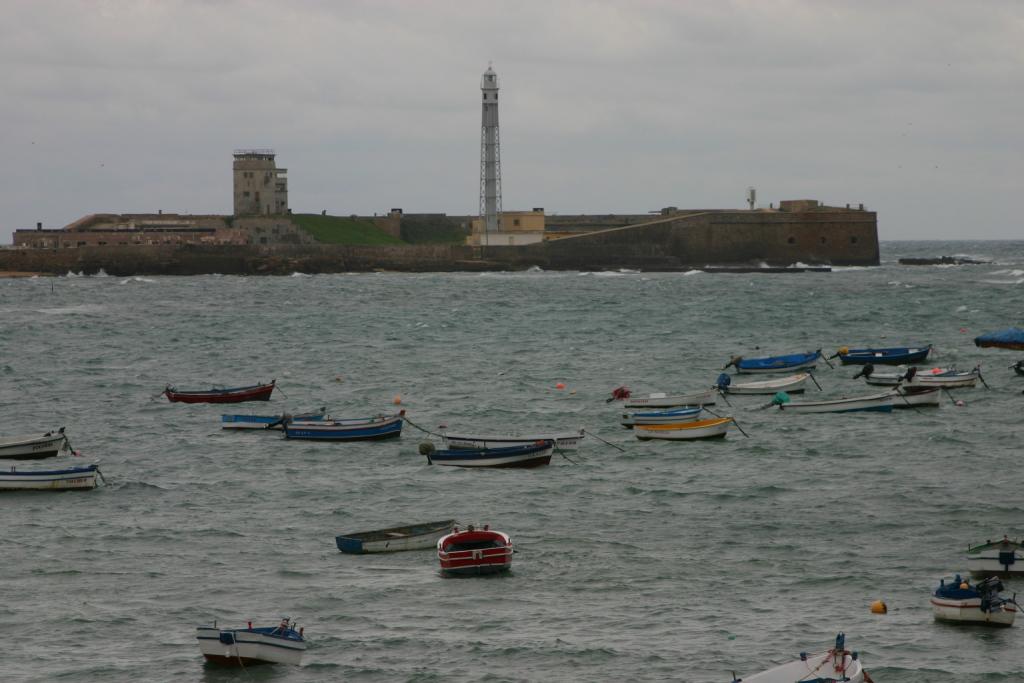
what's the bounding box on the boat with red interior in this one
[164,380,276,404]
[437,524,513,576]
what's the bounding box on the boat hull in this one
[428,442,554,468]
[931,598,1016,626]
[0,433,68,460]
[891,387,941,407]
[221,412,326,430]
[739,650,864,682]
[866,369,979,388]
[724,373,809,395]
[284,415,404,441]
[166,382,275,404]
[437,529,513,576]
[778,393,893,413]
[196,626,306,666]
[441,430,583,450]
[621,407,701,428]
[733,351,821,374]
[0,464,98,491]
[623,390,716,408]
[839,345,931,365]
[336,519,455,554]
[634,417,731,440]
[968,539,1024,578]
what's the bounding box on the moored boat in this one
[634,417,732,440]
[221,408,327,430]
[725,349,821,374]
[968,536,1024,578]
[891,386,941,408]
[931,575,1018,626]
[623,389,716,408]
[774,391,892,413]
[715,372,809,395]
[731,633,867,683]
[440,429,583,450]
[1010,360,1023,377]
[621,406,702,428]
[421,440,554,468]
[0,429,70,460]
[196,618,306,666]
[336,519,456,554]
[0,463,99,491]
[437,525,513,576]
[863,366,980,388]
[164,380,276,404]
[834,344,932,365]
[283,412,404,441]
[974,327,1024,351]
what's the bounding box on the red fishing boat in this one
[437,525,513,577]
[163,380,276,404]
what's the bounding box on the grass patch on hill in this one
[291,214,405,245]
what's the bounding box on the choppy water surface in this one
[2,240,1023,682]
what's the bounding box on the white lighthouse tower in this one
[479,63,502,233]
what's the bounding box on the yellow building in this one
[467,209,546,246]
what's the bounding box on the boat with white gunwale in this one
[863,366,981,388]
[0,463,100,491]
[621,406,702,428]
[222,408,328,430]
[335,519,455,554]
[634,417,732,440]
[196,618,306,666]
[774,391,892,414]
[968,536,1024,578]
[440,428,583,450]
[931,574,1018,626]
[283,411,404,441]
[731,633,868,682]
[715,372,809,395]
[421,440,554,468]
[437,525,513,576]
[0,429,70,460]
[623,389,716,409]
[891,386,941,408]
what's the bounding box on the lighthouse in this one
[479,64,502,233]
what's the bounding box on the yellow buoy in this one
[960,582,969,590]
[870,600,887,614]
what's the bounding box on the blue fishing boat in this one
[620,406,702,428]
[833,344,932,365]
[0,463,100,491]
[420,440,554,468]
[283,412,404,441]
[221,408,328,430]
[725,350,821,374]
[974,327,1024,351]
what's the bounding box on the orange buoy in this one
[555,382,566,390]
[393,395,402,405]
[870,600,887,614]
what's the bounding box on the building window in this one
[787,236,795,244]
[820,236,827,244]
[513,219,520,227]
[850,236,858,244]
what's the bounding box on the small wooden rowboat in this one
[891,386,941,408]
[623,389,716,408]
[283,412,404,441]
[164,380,275,404]
[968,536,1024,578]
[634,417,732,441]
[0,463,99,491]
[931,575,1018,626]
[0,429,70,459]
[834,344,932,365]
[221,408,327,430]
[421,440,554,468]
[437,525,513,576]
[776,391,893,414]
[196,618,306,666]
[732,633,867,683]
[336,519,456,554]
[864,367,980,388]
[716,372,809,395]
[441,429,583,450]
[726,350,821,374]
[620,406,701,428]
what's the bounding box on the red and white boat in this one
[437,525,513,577]
[164,380,276,404]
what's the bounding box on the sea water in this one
[1,240,1023,682]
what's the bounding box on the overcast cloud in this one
[2,0,1022,241]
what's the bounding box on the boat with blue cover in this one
[731,633,868,682]
[222,408,327,430]
[725,350,822,374]
[931,575,1018,626]
[283,411,404,441]
[833,344,932,365]
[196,618,306,665]
[0,463,100,491]
[336,519,456,554]
[974,327,1024,351]
[420,440,554,468]
[620,406,702,428]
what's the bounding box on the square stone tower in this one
[233,149,288,215]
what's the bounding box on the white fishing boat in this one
[732,634,867,682]
[634,417,732,441]
[775,391,893,414]
[717,372,809,395]
[968,536,1024,578]
[196,618,307,666]
[864,366,980,388]
[335,519,456,554]
[0,429,70,459]
[931,575,1018,626]
[440,429,583,450]
[891,386,941,408]
[623,389,716,409]
[620,406,702,428]
[0,463,99,491]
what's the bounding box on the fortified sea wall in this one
[0,208,878,275]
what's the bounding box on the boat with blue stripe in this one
[725,350,822,374]
[833,344,932,365]
[620,406,702,428]
[0,463,100,491]
[283,411,404,441]
[421,440,554,468]
[222,408,328,430]
[196,618,306,666]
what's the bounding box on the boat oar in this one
[976,366,991,389]
[554,443,580,465]
[717,390,733,407]
[582,429,625,453]
[893,385,924,415]
[818,348,835,370]
[702,407,750,438]
[807,371,824,392]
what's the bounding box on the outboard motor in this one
[716,373,732,391]
[903,366,918,383]
[853,363,874,380]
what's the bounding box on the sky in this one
[1,0,1022,242]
